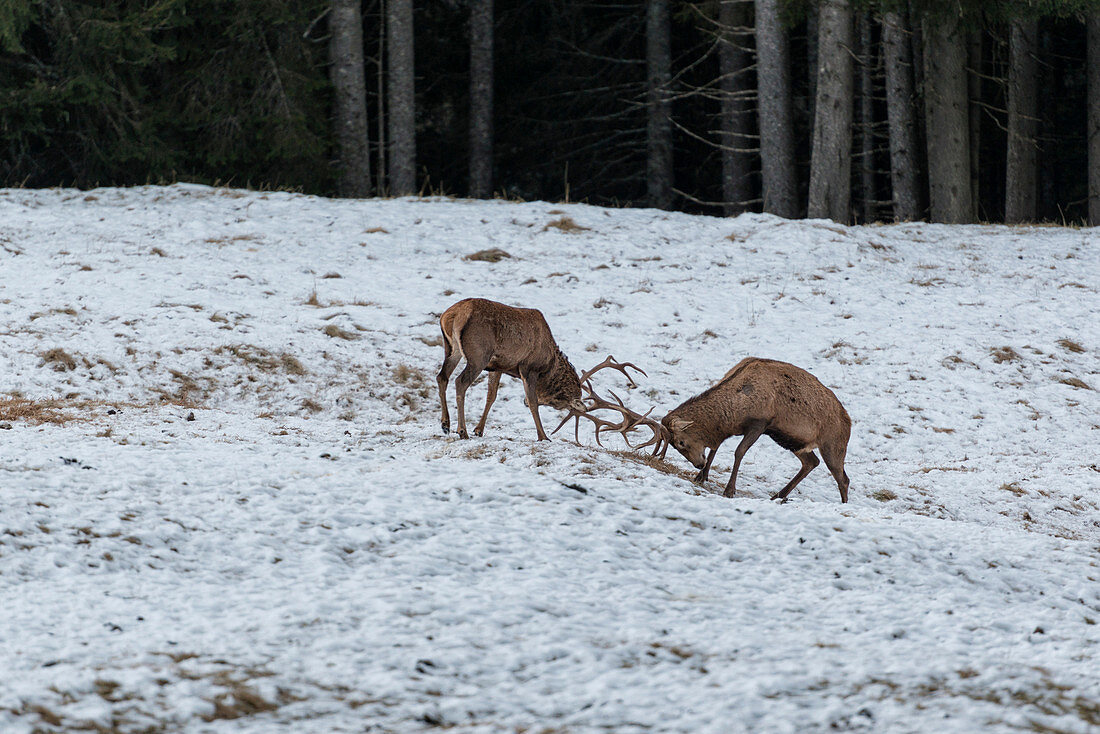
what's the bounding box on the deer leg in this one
[436,337,462,434]
[770,450,820,503]
[694,447,718,484]
[454,362,485,439]
[724,421,766,498]
[519,368,549,441]
[820,442,850,503]
[473,371,502,437]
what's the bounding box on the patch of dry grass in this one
[322,324,358,340]
[39,348,77,372]
[609,448,698,484]
[0,396,138,426]
[29,306,78,321]
[464,247,512,262]
[1056,339,1085,354]
[0,396,73,425]
[1057,376,1092,390]
[990,346,1022,364]
[393,364,433,410]
[872,489,898,502]
[216,345,307,376]
[543,216,591,233]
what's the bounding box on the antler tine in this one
[579,355,648,389]
[579,388,664,451]
[551,411,577,437]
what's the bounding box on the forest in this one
[1,0,1099,224]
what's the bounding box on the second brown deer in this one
[658,358,852,503]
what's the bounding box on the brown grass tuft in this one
[872,489,898,502]
[40,348,77,372]
[463,247,512,262]
[303,291,322,306]
[1057,338,1085,354]
[322,324,358,340]
[1057,376,1092,390]
[990,346,1021,364]
[203,685,278,722]
[216,345,307,375]
[543,216,591,233]
[0,396,73,424]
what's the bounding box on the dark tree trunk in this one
[807,8,818,126]
[330,0,371,198]
[1005,18,1039,224]
[968,32,982,219]
[808,0,853,222]
[754,0,798,218]
[923,16,972,224]
[719,0,754,216]
[468,0,493,198]
[857,12,875,222]
[1088,14,1100,225]
[386,0,416,195]
[646,0,673,209]
[883,10,919,221]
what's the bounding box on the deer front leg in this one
[724,421,766,498]
[519,368,549,441]
[474,371,502,437]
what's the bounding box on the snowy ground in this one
[1,185,1097,732]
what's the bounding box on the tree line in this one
[2,0,1099,224]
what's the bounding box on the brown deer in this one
[436,298,643,441]
[658,358,851,503]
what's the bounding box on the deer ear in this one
[668,417,693,432]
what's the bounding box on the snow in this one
[0,184,1098,732]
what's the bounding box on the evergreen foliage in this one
[0,0,1096,222]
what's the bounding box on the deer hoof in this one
[441,422,450,434]
[458,429,469,439]
[473,428,484,437]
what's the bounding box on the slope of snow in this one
[1,185,1097,732]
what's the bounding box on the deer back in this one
[441,298,582,406]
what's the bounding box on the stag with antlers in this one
[436,298,661,444]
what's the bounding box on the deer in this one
[655,357,852,503]
[436,298,646,441]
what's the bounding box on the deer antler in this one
[577,355,647,389]
[551,355,668,454]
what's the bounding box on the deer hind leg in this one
[436,335,462,434]
[723,420,766,498]
[473,371,502,437]
[454,359,489,439]
[770,450,820,503]
[820,442,850,503]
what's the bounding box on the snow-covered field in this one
[1,185,1097,733]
